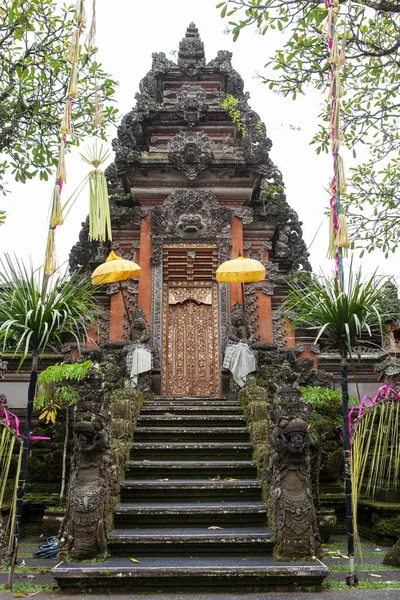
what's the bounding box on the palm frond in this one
[0,254,100,368]
[283,268,393,355]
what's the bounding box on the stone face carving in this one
[60,367,112,560]
[176,85,209,126]
[268,362,321,560]
[151,190,232,265]
[169,131,214,179]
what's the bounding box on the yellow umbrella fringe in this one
[60,99,72,134]
[50,184,64,228]
[56,139,67,184]
[88,0,97,50]
[326,208,336,259]
[69,62,79,98]
[44,228,57,275]
[67,28,80,63]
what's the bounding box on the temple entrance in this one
[162,244,220,397]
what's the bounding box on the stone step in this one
[113,501,266,527]
[153,397,229,402]
[143,400,241,408]
[141,405,243,414]
[125,460,257,480]
[52,556,329,591]
[134,427,249,442]
[137,415,246,427]
[107,527,274,556]
[120,479,262,502]
[130,442,253,460]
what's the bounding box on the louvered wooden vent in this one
[163,247,218,282]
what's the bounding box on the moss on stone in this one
[384,538,400,567]
[238,384,269,416]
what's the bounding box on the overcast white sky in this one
[0,0,398,279]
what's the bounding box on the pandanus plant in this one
[0,254,99,586]
[283,268,391,584]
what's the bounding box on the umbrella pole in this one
[118,281,132,328]
[241,282,245,310]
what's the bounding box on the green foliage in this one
[218,1,400,253]
[35,360,93,423]
[302,386,350,446]
[220,94,248,136]
[0,254,100,367]
[0,0,118,198]
[283,269,390,357]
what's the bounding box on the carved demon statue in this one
[268,361,321,560]
[59,366,113,560]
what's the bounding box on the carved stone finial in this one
[178,23,206,76]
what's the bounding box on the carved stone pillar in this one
[267,361,321,560]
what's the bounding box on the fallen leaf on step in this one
[164,412,175,416]
[338,552,349,559]
[209,476,221,481]
[224,477,237,482]
[27,575,36,579]
[130,558,139,563]
[208,526,223,530]
[157,478,169,481]
[384,581,394,584]
[369,573,382,578]
[375,548,382,552]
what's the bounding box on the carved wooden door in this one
[162,245,220,397]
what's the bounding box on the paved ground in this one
[1,591,400,600]
[1,534,399,598]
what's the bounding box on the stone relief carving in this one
[232,207,254,225]
[151,190,232,265]
[272,309,287,348]
[268,362,321,560]
[175,85,209,126]
[169,131,214,180]
[69,217,103,274]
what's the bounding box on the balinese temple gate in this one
[69,24,311,395]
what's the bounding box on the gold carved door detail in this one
[162,245,220,397]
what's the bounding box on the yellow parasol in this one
[216,255,265,284]
[91,250,141,326]
[216,254,265,306]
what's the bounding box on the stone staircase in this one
[52,396,328,591]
